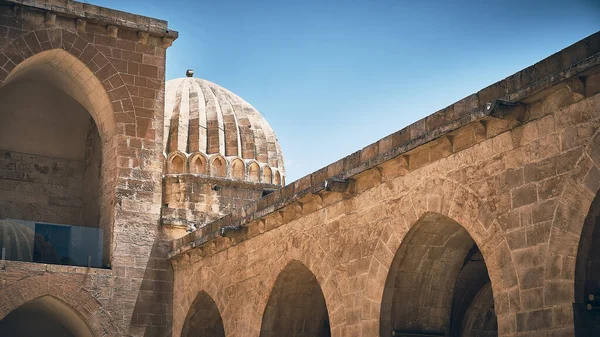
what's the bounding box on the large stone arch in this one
[0,273,120,337]
[180,291,225,337]
[0,29,132,130]
[253,228,347,337]
[365,176,512,335]
[0,28,138,161]
[259,259,331,337]
[0,29,136,265]
[379,211,497,336]
[0,295,96,337]
[172,256,225,337]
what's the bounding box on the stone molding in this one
[2,0,178,46]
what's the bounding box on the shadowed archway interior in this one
[0,49,117,268]
[180,291,225,337]
[575,190,600,336]
[260,260,331,337]
[0,295,95,337]
[0,77,101,227]
[380,212,497,337]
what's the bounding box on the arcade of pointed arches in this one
[176,209,498,337]
[165,151,283,185]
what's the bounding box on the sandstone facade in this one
[0,1,599,337]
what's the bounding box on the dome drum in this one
[165,152,283,185]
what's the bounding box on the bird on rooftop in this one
[186,223,197,233]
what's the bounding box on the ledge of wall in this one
[4,0,178,41]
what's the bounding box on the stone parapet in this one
[2,0,178,46]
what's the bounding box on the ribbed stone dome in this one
[163,74,285,185]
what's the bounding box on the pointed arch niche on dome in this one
[167,151,187,174]
[189,152,208,175]
[230,158,245,180]
[263,166,273,184]
[210,155,227,178]
[247,161,260,183]
[273,170,282,186]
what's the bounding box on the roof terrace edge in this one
[4,0,178,40]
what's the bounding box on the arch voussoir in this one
[12,36,34,59]
[0,273,120,337]
[21,31,42,55]
[175,263,227,337]
[32,29,53,51]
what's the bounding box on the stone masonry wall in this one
[170,32,600,337]
[162,175,277,232]
[0,149,85,226]
[0,1,177,337]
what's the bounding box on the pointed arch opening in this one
[260,260,331,337]
[248,162,260,183]
[575,190,600,336]
[211,156,226,177]
[273,171,281,185]
[168,154,186,174]
[180,291,225,337]
[0,49,117,268]
[0,295,95,337]
[263,166,273,184]
[190,154,207,174]
[231,158,244,180]
[380,212,496,337]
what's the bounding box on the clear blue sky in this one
[92,0,600,182]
